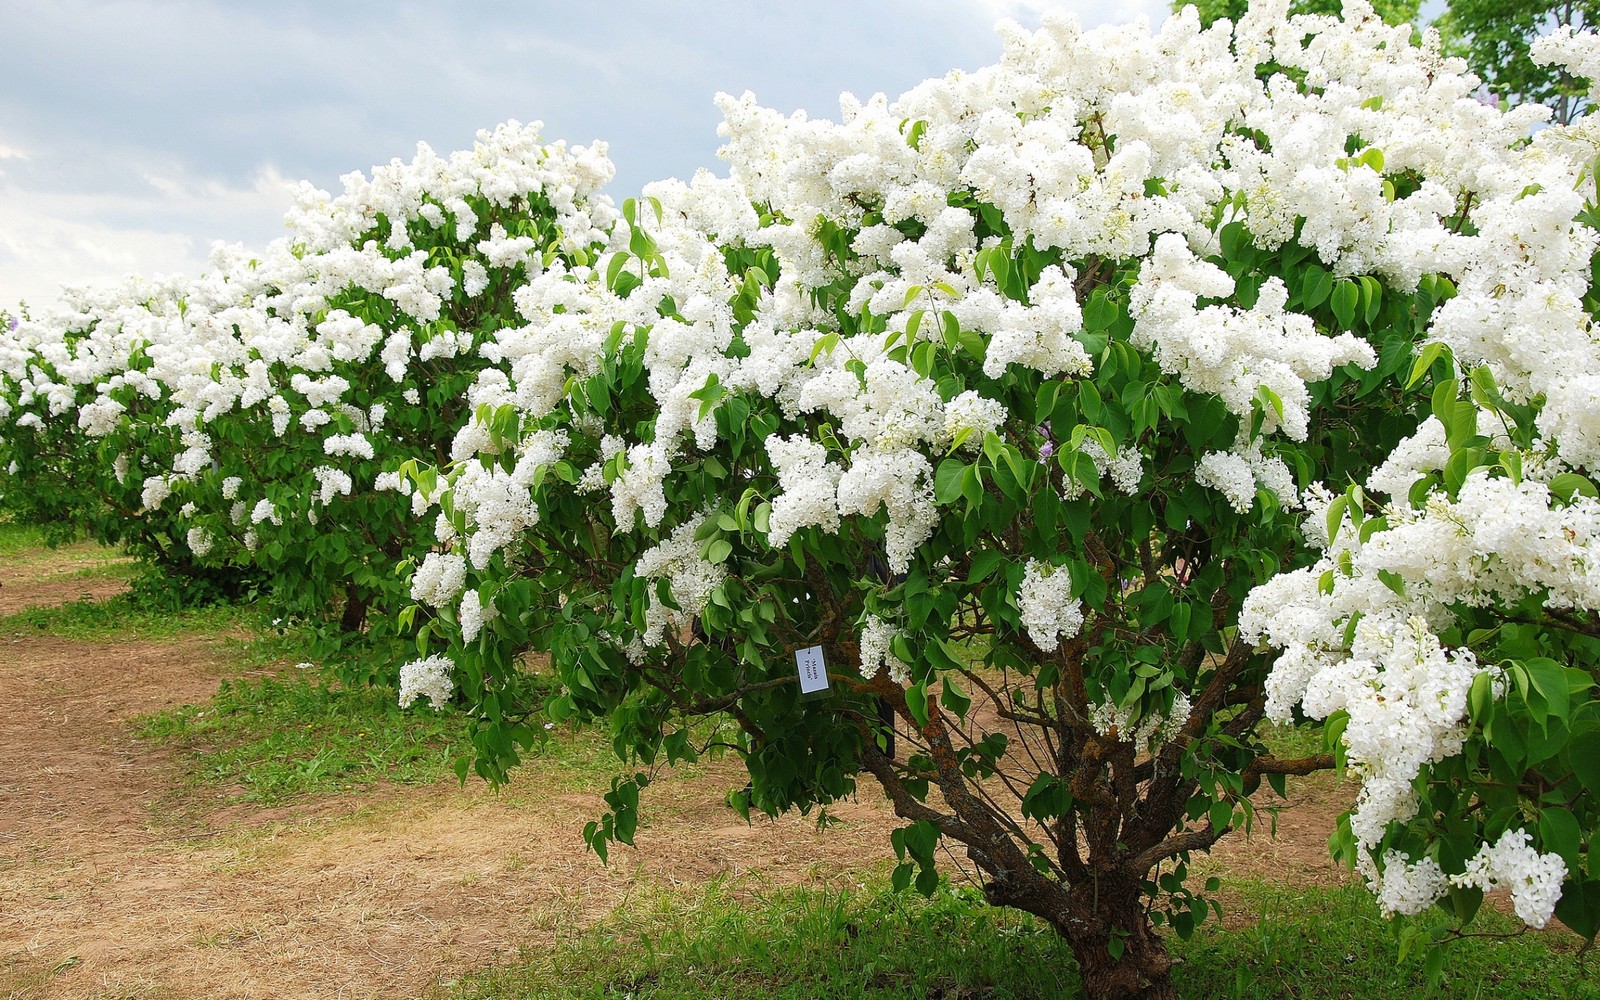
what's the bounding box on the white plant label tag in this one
[795,645,829,695]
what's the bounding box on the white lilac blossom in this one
[859,614,912,685]
[943,389,1007,449]
[398,654,455,710]
[1089,692,1191,751]
[185,526,214,558]
[633,514,729,646]
[458,589,497,643]
[765,435,842,547]
[1451,830,1568,928]
[411,552,468,608]
[1017,559,1085,653]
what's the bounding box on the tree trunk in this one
[975,854,1175,1000]
[340,586,368,633]
[1061,874,1176,1000]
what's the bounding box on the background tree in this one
[1436,0,1600,123]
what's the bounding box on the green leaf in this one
[1331,280,1359,329]
[968,549,1006,584]
[1572,725,1600,795]
[940,680,972,720]
[1468,672,1495,726]
[1169,602,1192,643]
[935,459,967,505]
[1407,342,1447,389]
[1524,658,1571,722]
[1550,472,1599,502]
[1301,266,1333,309]
[1359,275,1382,324]
[1539,808,1583,870]
[961,464,984,510]
[906,683,930,728]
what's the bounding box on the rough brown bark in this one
[975,855,1175,1000]
[1062,874,1177,1000]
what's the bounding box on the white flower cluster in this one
[943,390,1007,450]
[1195,438,1300,514]
[633,515,729,646]
[1452,829,1568,928]
[1247,464,1600,925]
[764,436,842,548]
[859,614,912,685]
[0,119,616,581]
[1089,692,1191,751]
[1017,559,1085,653]
[411,552,468,608]
[398,654,455,711]
[1360,830,1568,928]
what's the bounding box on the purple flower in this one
[5,316,16,332]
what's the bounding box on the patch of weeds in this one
[0,593,249,641]
[0,519,57,556]
[1256,720,1327,761]
[59,558,139,581]
[1174,881,1598,1000]
[136,670,466,804]
[442,877,1075,1000]
[441,874,1600,1000]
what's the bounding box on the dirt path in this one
[0,552,904,999]
[0,543,1355,1000]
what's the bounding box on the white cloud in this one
[0,0,1177,310]
[973,0,1172,28]
[0,165,294,310]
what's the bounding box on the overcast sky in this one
[2,0,1208,309]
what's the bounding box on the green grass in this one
[135,669,470,805]
[1257,720,1327,760]
[440,878,1078,1000]
[0,518,54,555]
[135,627,624,805]
[436,876,1598,1000]
[0,592,248,641]
[1180,882,1597,999]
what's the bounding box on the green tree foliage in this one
[1436,0,1599,123]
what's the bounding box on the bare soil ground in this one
[0,542,1355,1000]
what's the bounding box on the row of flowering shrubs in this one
[0,124,617,663]
[4,3,1600,997]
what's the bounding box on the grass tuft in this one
[0,519,57,555]
[437,876,1600,1000]
[442,878,1077,1000]
[136,669,467,805]
[1178,881,1599,999]
[0,593,247,641]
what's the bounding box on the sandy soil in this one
[0,542,1357,1000]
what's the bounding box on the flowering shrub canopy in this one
[5,2,1600,995]
[0,122,616,665]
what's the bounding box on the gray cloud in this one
[0,0,1167,308]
